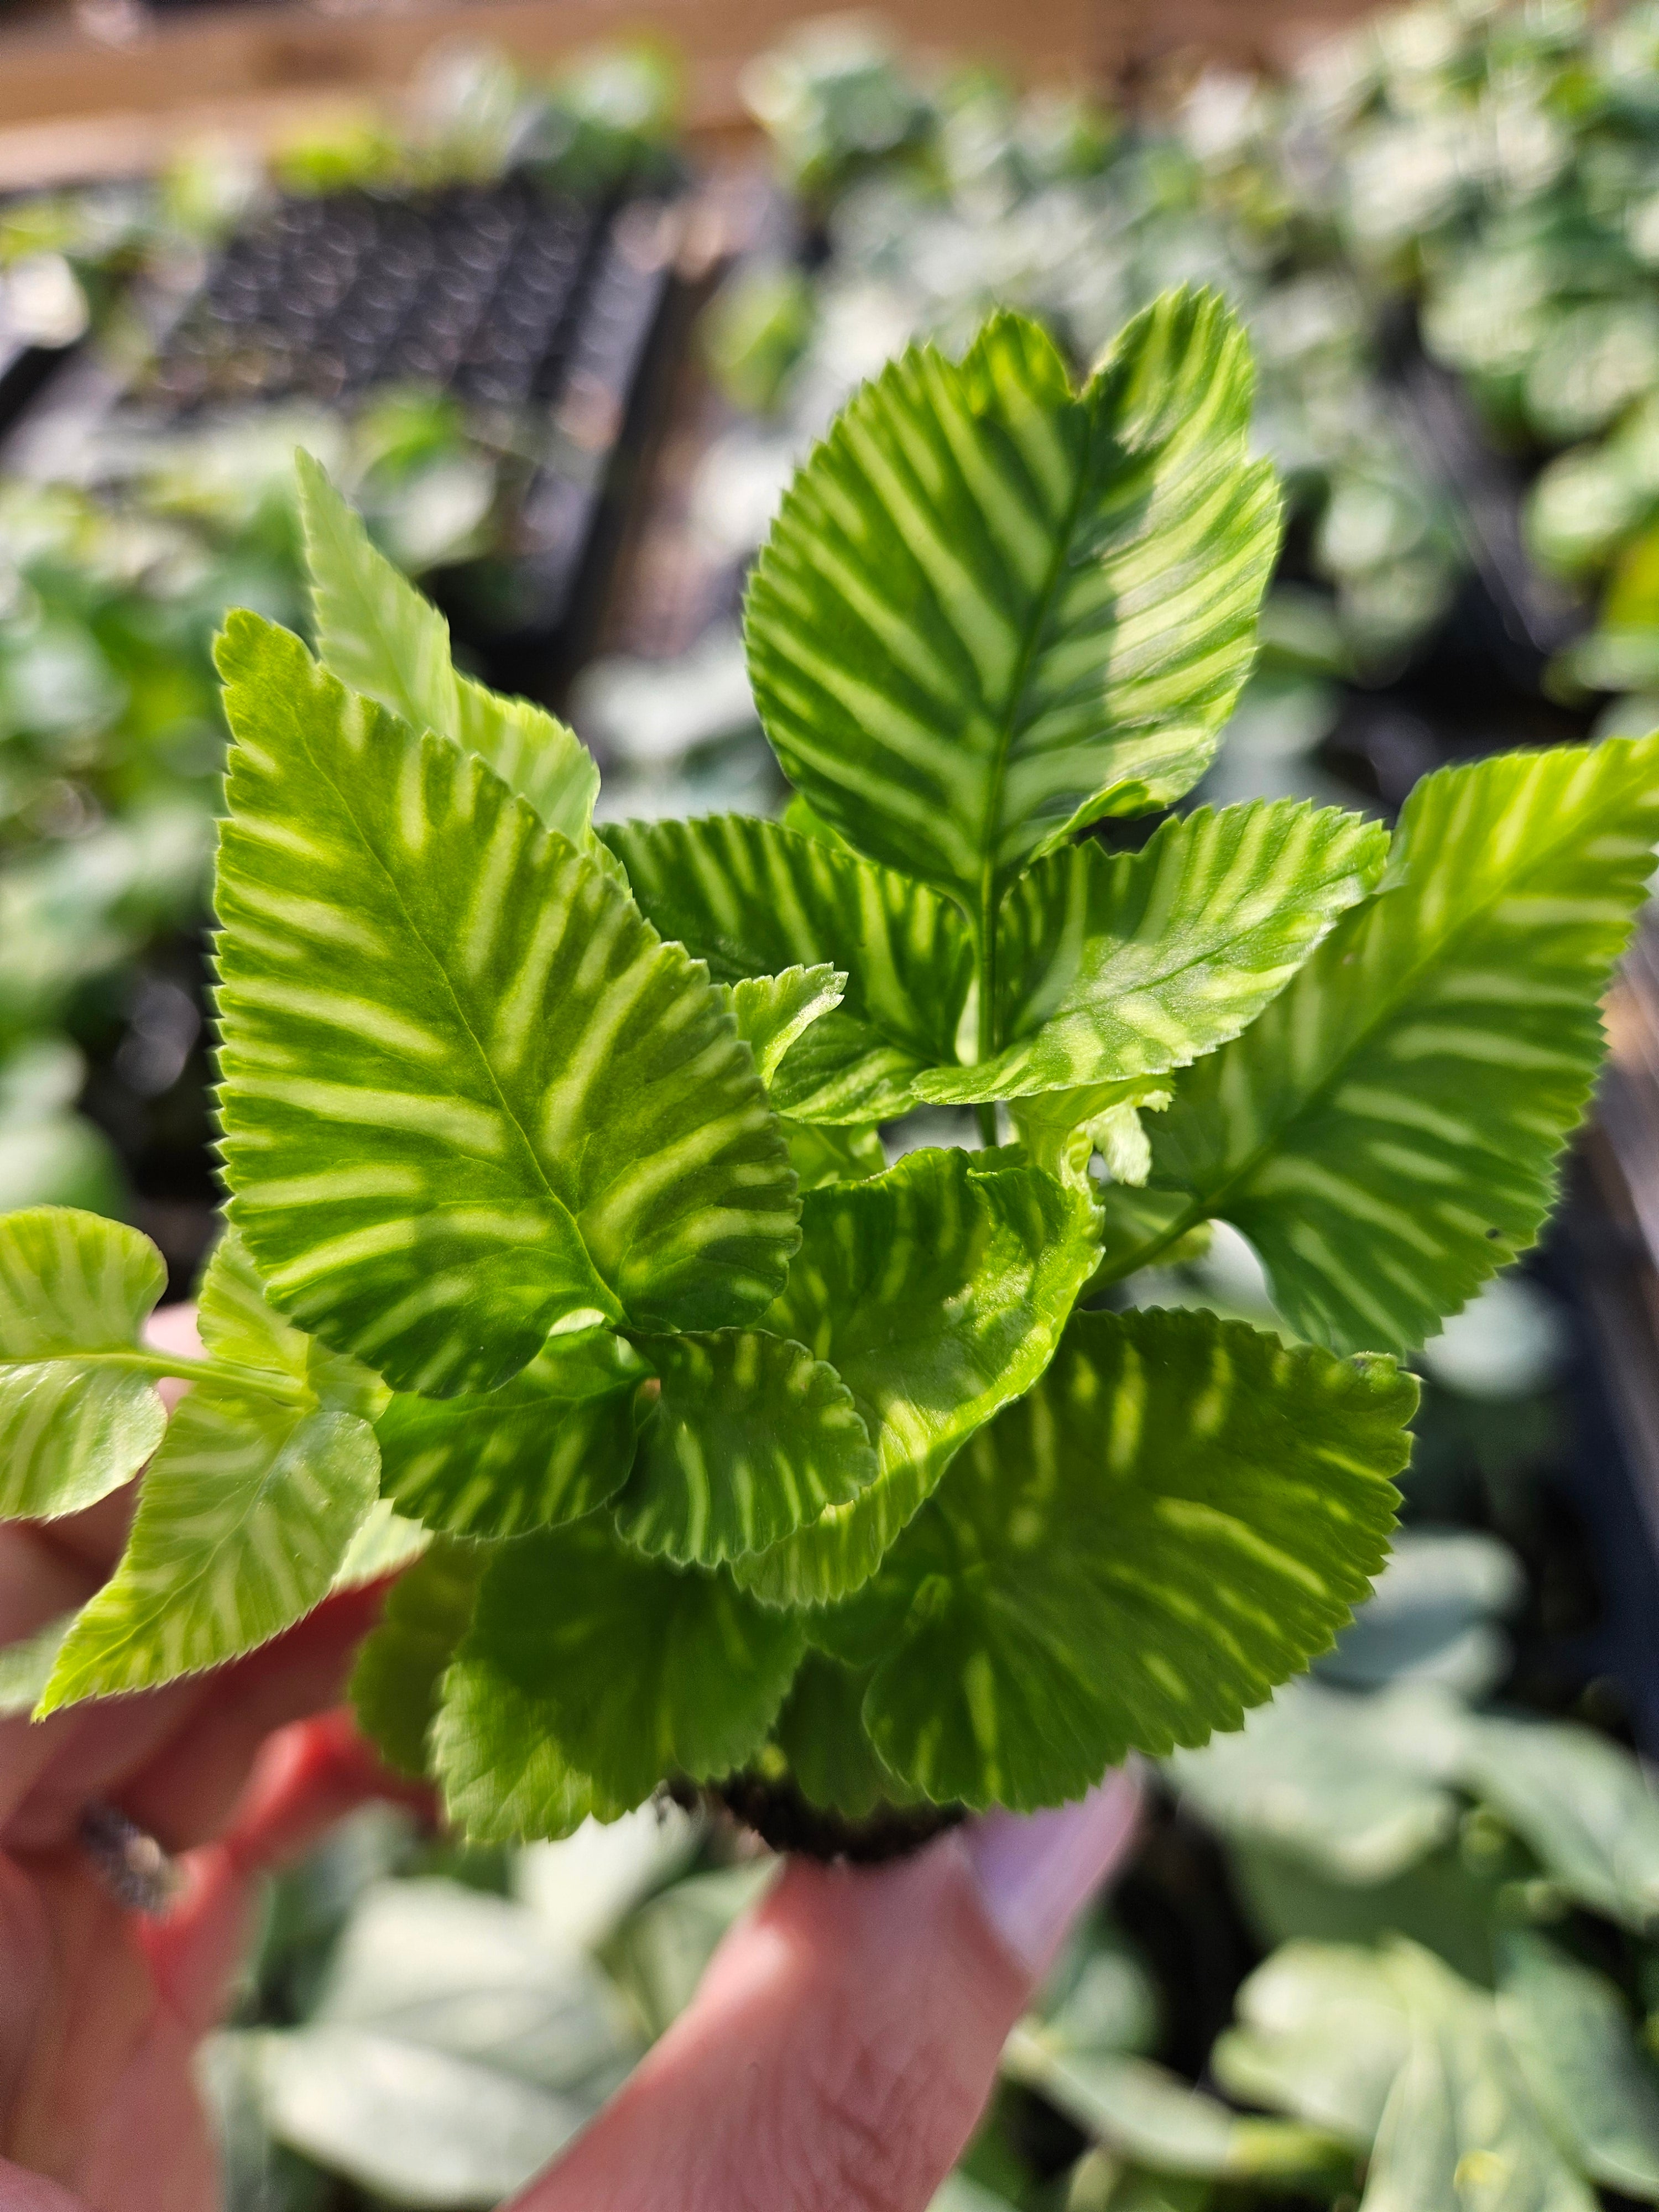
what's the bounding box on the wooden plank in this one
[0,0,1401,191]
[0,0,1106,135]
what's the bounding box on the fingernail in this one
[961,1765,1143,1980]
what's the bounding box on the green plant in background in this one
[0,42,686,1231]
[0,288,1652,1854]
[161,1505,1659,2208]
[695,15,1462,702]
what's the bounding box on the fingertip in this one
[514,1780,1142,2212]
[960,1766,1144,1983]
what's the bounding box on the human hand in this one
[0,1305,1142,2212]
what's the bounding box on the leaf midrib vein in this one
[293,719,596,1277]
[1131,781,1642,1272]
[971,401,1102,1061]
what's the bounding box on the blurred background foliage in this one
[7,2,1659,2205]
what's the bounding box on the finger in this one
[514,1771,1142,2212]
[142,1303,203,1415]
[112,1580,398,1851]
[0,2159,84,2209]
[0,1303,204,1832]
[6,1580,395,1855]
[140,1710,434,2037]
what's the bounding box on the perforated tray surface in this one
[142,174,659,416]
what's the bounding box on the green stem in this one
[973,870,1000,1150]
[90,1350,307,1402]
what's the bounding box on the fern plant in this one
[2,288,1655,1852]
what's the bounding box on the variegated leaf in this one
[1497,1931,1659,2200]
[782,1119,888,1191]
[375,1328,651,1540]
[1011,1077,1168,1174]
[919,801,1387,1105]
[744,291,1280,913]
[296,451,599,844]
[612,1329,877,1567]
[432,1521,806,1840]
[199,1227,388,1420]
[1138,738,1659,1352]
[603,814,971,1123]
[1363,1944,1595,2212]
[724,964,846,1086]
[215,614,799,1397]
[0,1207,168,1519]
[350,1537,487,1778]
[733,1146,1101,1607]
[854,1306,1411,1809]
[39,1384,379,1710]
[330,1498,429,1588]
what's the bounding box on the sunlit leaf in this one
[1141,738,1659,1353]
[199,1227,388,1421]
[330,1499,430,1589]
[604,813,971,1122]
[215,613,799,1397]
[855,1306,1411,1809]
[0,1206,167,1519]
[432,1521,807,1840]
[724,963,846,1086]
[920,802,1387,1105]
[613,1328,877,1567]
[734,1146,1102,1606]
[375,1329,650,1539]
[744,291,1279,910]
[297,450,599,843]
[40,1390,379,1711]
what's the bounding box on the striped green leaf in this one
[852,1306,1411,1810]
[1011,1077,1167,1174]
[330,1498,429,1588]
[0,1207,168,1519]
[724,964,846,1086]
[603,815,972,1123]
[215,613,799,1397]
[296,451,598,845]
[1139,738,1659,1353]
[375,1329,651,1540]
[782,1120,888,1191]
[919,802,1388,1105]
[350,1537,487,1779]
[612,1329,877,1566]
[39,1386,379,1712]
[432,1521,807,1841]
[744,290,1280,912]
[733,1146,1101,1608]
[33,1229,383,1712]
[199,1228,388,1420]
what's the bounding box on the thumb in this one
[514,1770,1142,2212]
[0,2166,83,2209]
